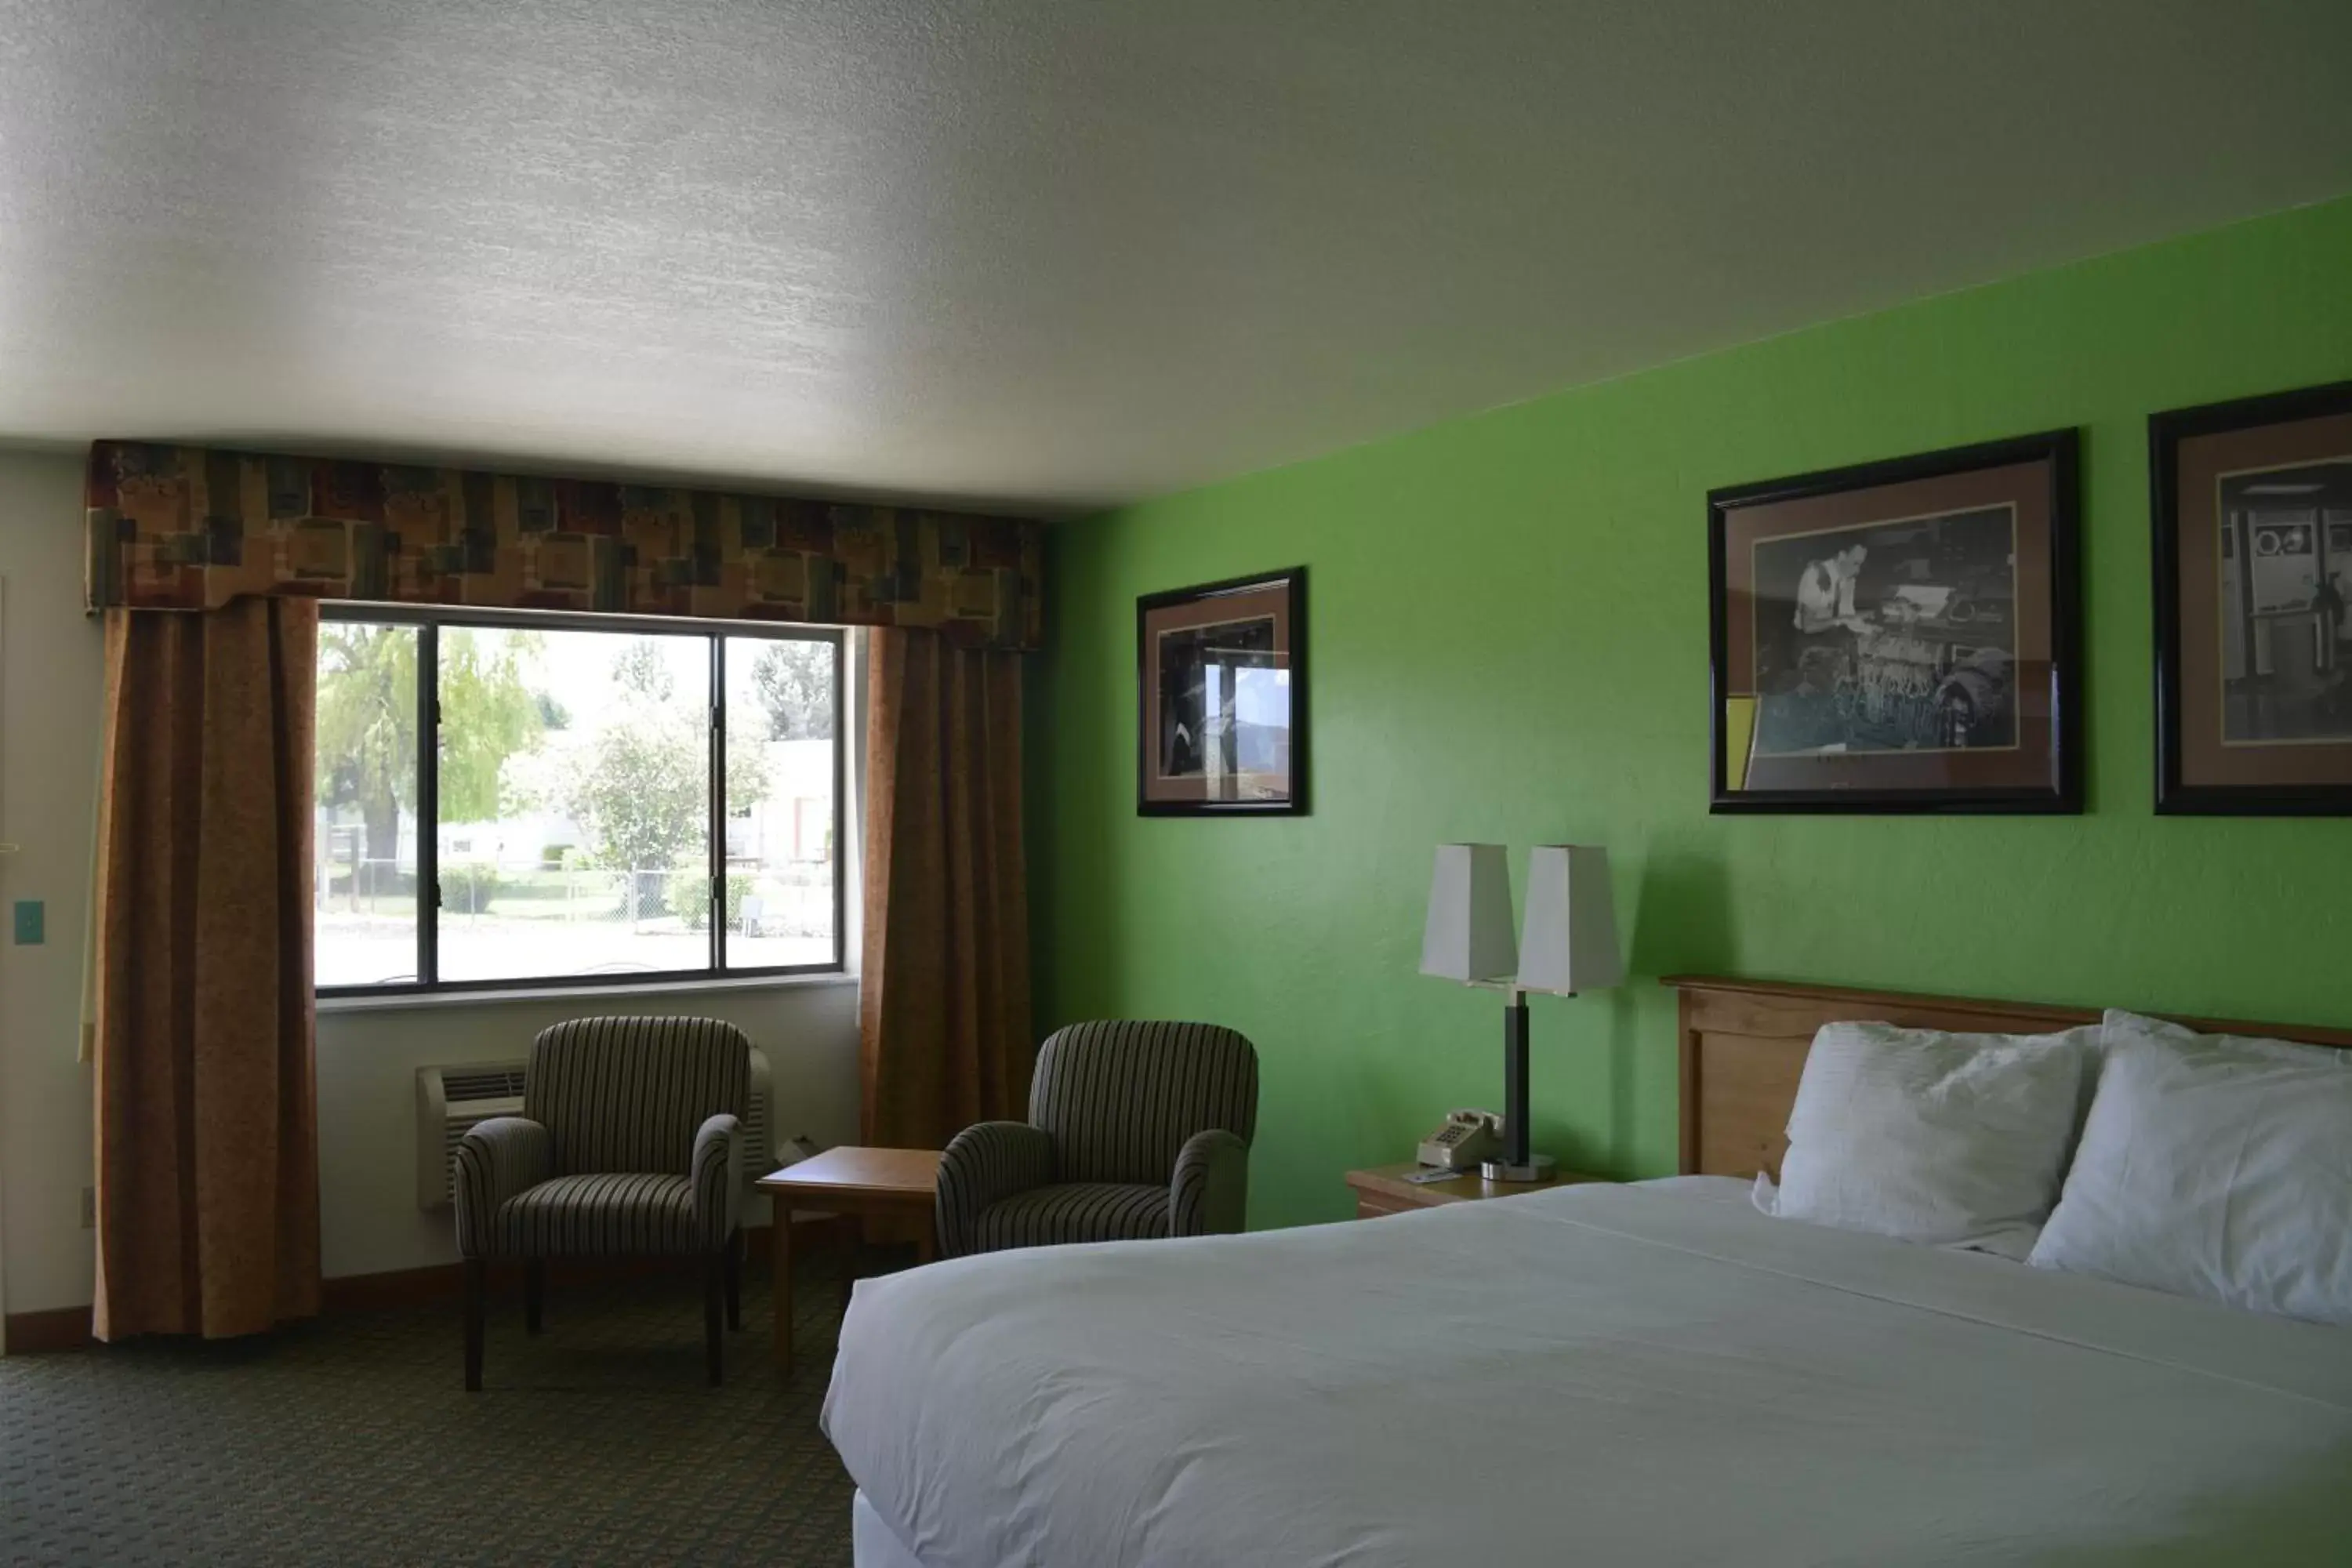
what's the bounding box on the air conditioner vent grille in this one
[441,1066,526,1103]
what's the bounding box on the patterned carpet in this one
[2,1258,866,1566]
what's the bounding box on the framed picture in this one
[1709,430,2081,814]
[2153,380,2352,814]
[1137,567,1305,815]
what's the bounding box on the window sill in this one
[315,970,858,1016]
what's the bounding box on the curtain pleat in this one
[92,598,323,1340]
[858,629,1033,1149]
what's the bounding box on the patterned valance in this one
[84,441,1044,650]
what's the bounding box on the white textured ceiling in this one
[2,2,2349,515]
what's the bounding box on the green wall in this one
[1029,196,2352,1230]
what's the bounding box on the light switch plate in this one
[13,900,42,946]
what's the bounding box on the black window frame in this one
[315,604,847,999]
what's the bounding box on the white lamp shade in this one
[1420,843,1518,984]
[1517,844,1624,995]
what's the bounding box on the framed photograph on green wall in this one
[2154,380,2352,814]
[1709,431,2082,814]
[1136,567,1306,815]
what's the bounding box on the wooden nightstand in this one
[1345,1160,1602,1218]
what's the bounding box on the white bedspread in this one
[822,1181,2352,1566]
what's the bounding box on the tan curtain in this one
[93,597,323,1340]
[858,629,1033,1149]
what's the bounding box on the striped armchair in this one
[453,1016,750,1391]
[936,1021,1259,1258]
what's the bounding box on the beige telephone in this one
[1417,1109,1504,1171]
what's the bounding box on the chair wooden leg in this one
[724,1229,742,1332]
[524,1259,545,1335]
[704,1250,725,1387]
[463,1259,487,1392]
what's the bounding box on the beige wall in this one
[0,448,103,1316]
[0,448,862,1316]
[314,982,859,1281]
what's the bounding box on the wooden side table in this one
[758,1146,942,1374]
[1344,1160,1600,1218]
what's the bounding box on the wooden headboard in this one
[1665,974,2352,1180]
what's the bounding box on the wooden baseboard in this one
[3,1218,855,1356]
[4,1305,96,1354]
[314,1236,786,1314]
[318,1261,474,1316]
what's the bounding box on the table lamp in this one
[1421,842,1622,1181]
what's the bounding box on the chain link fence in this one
[316,843,837,984]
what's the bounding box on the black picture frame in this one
[1708,430,2082,815]
[2153,379,2352,815]
[1136,567,1307,816]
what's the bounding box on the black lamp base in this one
[1494,989,1553,1181]
[1480,1152,1556,1183]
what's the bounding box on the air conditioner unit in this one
[416,1047,784,1211]
[742,1046,782,1184]
[415,1061,526,1210]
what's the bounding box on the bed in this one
[822,976,2352,1566]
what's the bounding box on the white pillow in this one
[2028,1011,2352,1324]
[1759,1020,2093,1256]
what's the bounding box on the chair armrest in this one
[691,1112,746,1250]
[1171,1129,1250,1238]
[454,1116,552,1258]
[936,1122,1057,1259]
